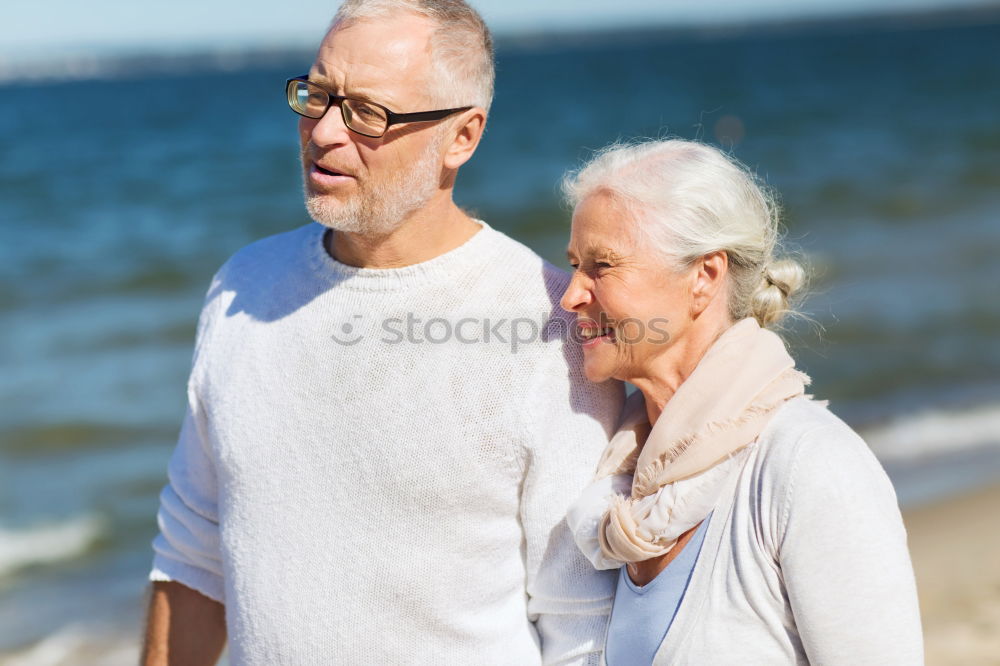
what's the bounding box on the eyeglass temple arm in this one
[387,107,473,124]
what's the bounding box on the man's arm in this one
[142,581,226,666]
[143,271,229,665]
[521,341,625,665]
[144,392,228,662]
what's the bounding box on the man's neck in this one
[327,194,481,269]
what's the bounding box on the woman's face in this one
[561,191,697,384]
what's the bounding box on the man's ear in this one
[442,108,487,170]
[691,251,729,317]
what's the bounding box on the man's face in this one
[299,13,448,236]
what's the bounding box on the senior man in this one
[141,1,623,664]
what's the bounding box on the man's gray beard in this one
[304,139,442,237]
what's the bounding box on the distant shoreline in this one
[2,4,998,84]
[499,3,1000,51]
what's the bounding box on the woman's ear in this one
[690,251,729,317]
[442,108,487,170]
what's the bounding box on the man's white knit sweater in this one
[150,221,624,665]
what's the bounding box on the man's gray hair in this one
[332,0,495,113]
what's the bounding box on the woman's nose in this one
[560,271,592,313]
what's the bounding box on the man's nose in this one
[304,103,351,147]
[560,271,593,313]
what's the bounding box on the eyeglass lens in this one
[288,80,389,137]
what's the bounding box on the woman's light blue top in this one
[604,514,712,666]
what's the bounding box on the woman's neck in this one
[629,318,734,425]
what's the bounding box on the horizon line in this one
[1,3,997,82]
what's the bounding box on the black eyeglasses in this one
[286,76,472,138]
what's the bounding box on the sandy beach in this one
[905,483,1000,666]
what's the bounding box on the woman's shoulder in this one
[741,397,904,561]
[756,396,869,466]
[750,397,897,510]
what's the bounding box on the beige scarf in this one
[594,317,812,564]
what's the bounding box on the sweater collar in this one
[305,220,497,292]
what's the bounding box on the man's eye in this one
[594,262,612,269]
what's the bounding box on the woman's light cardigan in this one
[596,395,924,665]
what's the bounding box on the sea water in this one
[1,17,998,663]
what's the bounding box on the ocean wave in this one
[0,516,106,580]
[0,622,229,666]
[0,623,137,666]
[861,401,1000,462]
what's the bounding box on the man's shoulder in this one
[483,222,567,270]
[478,222,571,307]
[194,224,318,327]
[213,223,316,285]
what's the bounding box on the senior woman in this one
[561,139,923,665]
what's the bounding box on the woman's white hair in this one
[563,139,807,329]
[331,0,495,112]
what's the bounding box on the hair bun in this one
[763,260,803,297]
[752,258,806,327]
